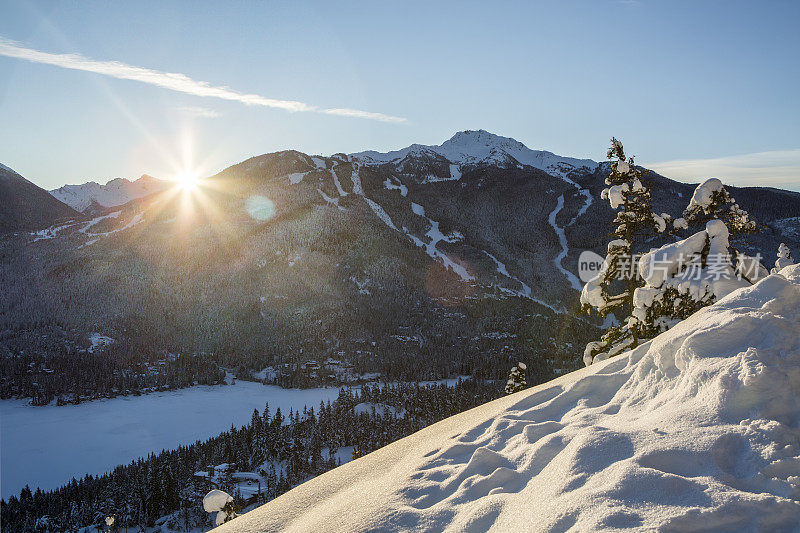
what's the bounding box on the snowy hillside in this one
[352,130,598,177]
[49,174,169,212]
[219,264,800,532]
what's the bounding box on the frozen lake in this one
[0,381,342,499]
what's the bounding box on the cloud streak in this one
[646,148,800,191]
[176,106,221,118]
[0,37,407,123]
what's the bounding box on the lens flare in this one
[175,170,199,190]
[246,195,276,221]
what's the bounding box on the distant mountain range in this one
[49,174,170,214]
[1,130,799,392]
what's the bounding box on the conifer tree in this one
[505,362,527,394]
[681,178,757,238]
[581,138,670,365]
[624,181,766,343]
[772,243,796,273]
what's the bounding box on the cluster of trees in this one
[0,344,225,405]
[0,379,501,532]
[0,292,596,403]
[581,138,793,365]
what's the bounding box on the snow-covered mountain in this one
[352,130,598,177]
[49,174,169,213]
[220,263,800,532]
[5,131,800,402]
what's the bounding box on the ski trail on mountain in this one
[406,202,473,282]
[482,251,564,313]
[549,195,582,291]
[349,162,472,282]
[350,162,395,228]
[331,167,348,196]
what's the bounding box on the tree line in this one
[1,379,502,532]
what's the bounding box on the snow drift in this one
[219,265,800,532]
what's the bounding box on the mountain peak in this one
[351,130,598,176]
[441,129,521,148]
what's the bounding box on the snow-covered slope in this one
[219,264,800,532]
[49,174,169,212]
[352,130,598,177]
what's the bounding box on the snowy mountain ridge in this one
[351,130,598,177]
[49,174,169,213]
[220,263,800,532]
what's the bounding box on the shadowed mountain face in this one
[2,131,799,398]
[0,164,79,234]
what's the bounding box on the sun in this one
[174,170,199,190]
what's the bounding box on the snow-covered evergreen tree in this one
[203,489,238,526]
[505,362,527,394]
[581,138,670,364]
[619,179,768,346]
[682,178,757,237]
[772,243,796,273]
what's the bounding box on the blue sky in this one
[1,0,798,191]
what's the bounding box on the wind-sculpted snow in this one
[218,264,800,532]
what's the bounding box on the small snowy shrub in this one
[505,362,527,394]
[772,243,796,273]
[203,489,238,526]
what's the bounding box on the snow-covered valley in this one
[3,131,800,532]
[220,264,800,532]
[0,382,342,499]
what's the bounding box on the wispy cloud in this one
[0,36,407,123]
[646,148,800,191]
[176,105,221,118]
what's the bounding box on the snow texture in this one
[203,490,234,513]
[350,165,364,195]
[687,178,725,212]
[205,489,236,526]
[638,220,750,302]
[221,264,800,532]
